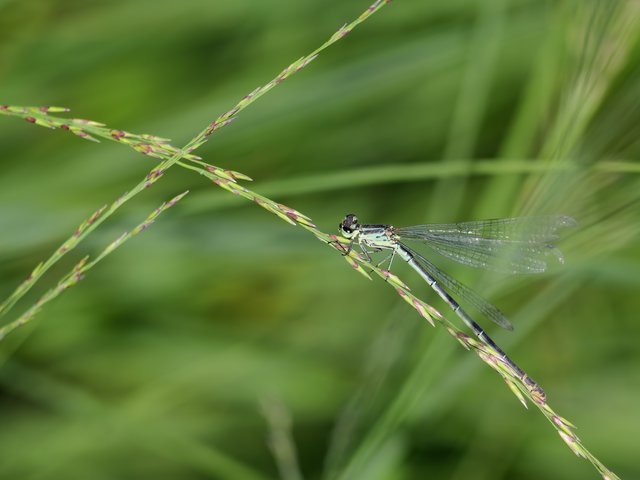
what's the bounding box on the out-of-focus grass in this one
[1,1,639,479]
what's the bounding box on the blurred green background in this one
[1,0,639,479]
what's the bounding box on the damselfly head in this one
[339,214,360,238]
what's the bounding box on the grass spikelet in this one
[503,376,529,409]
[0,191,188,339]
[343,255,372,280]
[411,297,436,326]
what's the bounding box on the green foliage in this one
[1,1,639,479]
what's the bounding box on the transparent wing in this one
[398,216,576,241]
[396,215,576,274]
[404,245,513,330]
[418,235,559,273]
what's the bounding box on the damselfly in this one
[338,214,576,398]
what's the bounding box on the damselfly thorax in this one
[339,214,396,252]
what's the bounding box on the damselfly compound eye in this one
[339,214,359,238]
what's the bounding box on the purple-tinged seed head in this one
[412,299,434,325]
[137,143,153,155]
[111,130,126,140]
[479,352,498,367]
[145,168,165,181]
[0,105,8,110]
[25,116,36,123]
[558,430,577,445]
[276,203,293,214]
[205,122,219,136]
[242,87,260,102]
[75,130,88,138]
[456,331,471,342]
[74,258,88,272]
[348,258,360,270]
[87,207,105,225]
[552,415,573,431]
[206,117,237,135]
